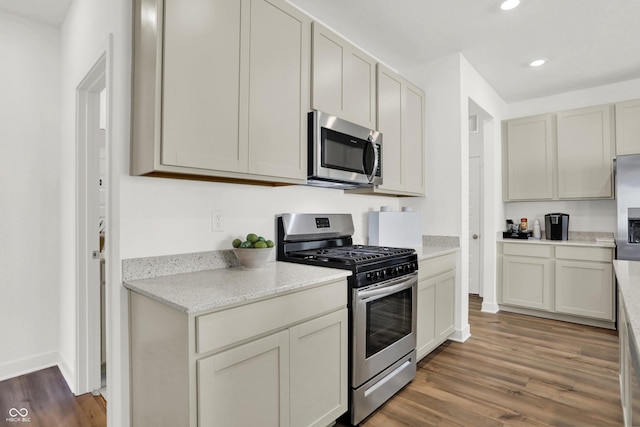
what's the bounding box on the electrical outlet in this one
[212,210,224,232]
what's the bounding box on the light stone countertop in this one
[415,246,458,261]
[497,231,616,248]
[124,261,350,314]
[614,260,640,361]
[123,244,457,315]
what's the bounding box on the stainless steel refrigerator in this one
[616,154,640,260]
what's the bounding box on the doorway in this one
[76,51,108,398]
[468,101,487,296]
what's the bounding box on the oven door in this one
[352,272,417,387]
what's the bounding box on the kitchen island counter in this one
[614,260,640,356]
[124,261,350,314]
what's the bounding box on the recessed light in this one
[500,0,520,11]
[529,59,546,67]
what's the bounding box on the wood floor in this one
[0,296,623,427]
[0,366,105,427]
[356,295,623,427]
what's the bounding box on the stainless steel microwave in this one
[307,110,382,189]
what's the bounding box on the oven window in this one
[366,287,412,358]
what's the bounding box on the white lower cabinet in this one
[618,291,640,426]
[416,253,456,360]
[198,309,348,427]
[290,310,348,427]
[198,331,291,427]
[498,242,614,328]
[555,260,613,320]
[130,278,348,427]
[502,256,553,310]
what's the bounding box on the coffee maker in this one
[545,213,569,240]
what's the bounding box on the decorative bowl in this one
[232,247,273,269]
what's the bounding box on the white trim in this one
[0,352,59,382]
[448,325,472,343]
[481,302,500,314]
[75,39,110,397]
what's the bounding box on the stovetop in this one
[276,213,418,286]
[287,245,415,266]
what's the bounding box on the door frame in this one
[76,47,108,395]
[468,155,483,295]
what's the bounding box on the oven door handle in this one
[356,274,416,301]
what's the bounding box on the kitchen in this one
[2,0,640,426]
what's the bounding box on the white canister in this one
[533,219,541,239]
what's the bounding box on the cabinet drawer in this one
[503,243,551,258]
[419,253,456,281]
[555,246,612,262]
[196,279,347,354]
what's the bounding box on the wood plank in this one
[0,366,106,427]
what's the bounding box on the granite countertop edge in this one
[613,260,640,366]
[416,246,459,261]
[497,231,616,248]
[124,262,351,315]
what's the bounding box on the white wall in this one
[121,177,400,259]
[0,11,61,380]
[400,53,508,333]
[504,77,640,233]
[400,54,462,236]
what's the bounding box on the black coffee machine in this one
[545,213,569,240]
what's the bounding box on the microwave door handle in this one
[364,137,379,183]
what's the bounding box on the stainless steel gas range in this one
[277,213,418,425]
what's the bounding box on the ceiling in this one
[0,0,71,26]
[1,0,639,102]
[289,0,640,102]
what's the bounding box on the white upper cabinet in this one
[503,103,615,201]
[311,22,376,128]
[503,114,555,201]
[246,0,310,181]
[161,0,245,173]
[616,99,640,156]
[350,64,425,196]
[131,0,309,184]
[556,104,614,199]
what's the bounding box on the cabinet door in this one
[555,260,613,320]
[346,47,376,129]
[197,330,290,427]
[311,22,345,119]
[402,82,426,195]
[557,104,614,199]
[162,0,247,172]
[416,277,436,360]
[376,64,403,192]
[247,0,309,181]
[504,114,554,200]
[435,270,455,342]
[290,309,348,427]
[616,99,640,156]
[374,64,425,196]
[311,22,376,128]
[502,255,553,310]
[417,269,455,360]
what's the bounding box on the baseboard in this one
[448,324,471,343]
[57,355,76,395]
[481,301,500,314]
[0,351,59,382]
